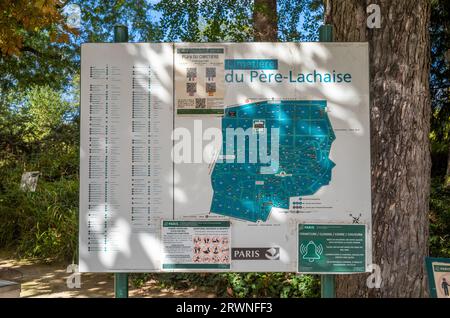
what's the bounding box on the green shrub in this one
[223,272,319,298]
[429,177,450,258]
[0,167,78,262]
[130,272,319,298]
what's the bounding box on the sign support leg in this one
[113,24,129,299]
[321,274,336,298]
[114,273,129,298]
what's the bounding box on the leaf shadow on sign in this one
[80,42,371,280]
[79,43,173,273]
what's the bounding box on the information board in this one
[79,42,372,272]
[162,221,231,270]
[298,224,366,273]
[426,257,450,298]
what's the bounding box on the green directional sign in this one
[298,224,367,273]
[425,257,450,298]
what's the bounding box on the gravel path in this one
[0,250,215,298]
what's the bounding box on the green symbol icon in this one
[300,241,323,262]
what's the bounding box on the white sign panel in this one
[79,43,173,272]
[80,42,371,272]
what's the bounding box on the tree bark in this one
[331,0,432,297]
[253,0,278,41]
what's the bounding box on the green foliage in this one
[156,0,253,42]
[0,167,78,262]
[0,24,77,95]
[22,85,77,142]
[156,0,323,42]
[74,0,161,42]
[130,273,153,288]
[0,84,79,262]
[429,0,450,174]
[223,272,319,298]
[278,0,323,41]
[0,84,79,165]
[0,0,75,56]
[429,177,450,258]
[130,272,319,298]
[429,1,450,252]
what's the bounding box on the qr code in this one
[187,68,197,81]
[186,83,197,95]
[206,82,216,93]
[206,67,216,79]
[195,98,206,108]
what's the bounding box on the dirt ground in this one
[0,250,215,298]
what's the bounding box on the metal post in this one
[114,25,129,42]
[113,24,129,299]
[319,22,335,298]
[321,274,336,298]
[319,24,333,42]
[114,273,129,298]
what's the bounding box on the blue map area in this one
[210,100,336,222]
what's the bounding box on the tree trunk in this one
[253,0,278,41]
[331,0,432,297]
